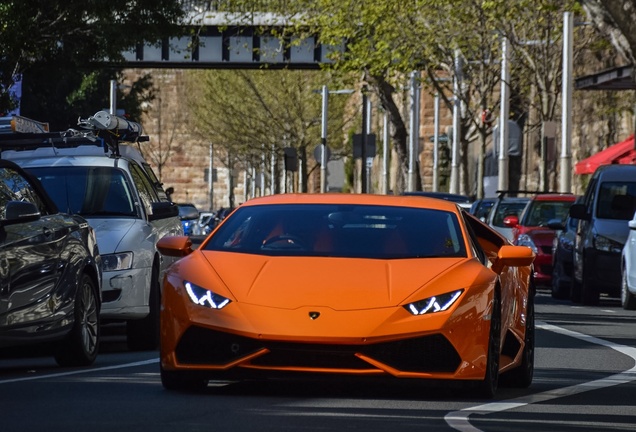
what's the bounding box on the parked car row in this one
[541,164,636,309]
[0,112,183,364]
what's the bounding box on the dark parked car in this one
[470,197,497,221]
[570,164,636,305]
[0,159,102,366]
[177,203,199,236]
[507,193,577,288]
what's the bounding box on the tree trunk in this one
[581,1,636,68]
[369,74,409,194]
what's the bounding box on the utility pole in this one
[382,111,390,194]
[361,86,368,193]
[320,85,329,193]
[433,93,440,192]
[208,143,214,210]
[498,37,510,192]
[450,50,462,194]
[560,11,573,194]
[109,80,117,115]
[408,71,420,192]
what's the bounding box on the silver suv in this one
[1,115,182,350]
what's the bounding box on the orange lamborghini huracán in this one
[157,193,535,398]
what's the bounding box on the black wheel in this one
[474,289,501,399]
[160,364,208,392]
[551,262,569,300]
[580,268,599,306]
[55,274,100,367]
[621,267,636,310]
[500,289,535,388]
[127,264,160,351]
[570,277,582,303]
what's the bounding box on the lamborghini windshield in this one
[204,203,467,259]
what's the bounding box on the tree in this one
[580,0,636,66]
[185,69,354,195]
[0,0,186,123]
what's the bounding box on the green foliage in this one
[0,0,185,116]
[185,68,355,189]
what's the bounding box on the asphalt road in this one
[1,290,635,432]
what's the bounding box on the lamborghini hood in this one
[199,251,470,311]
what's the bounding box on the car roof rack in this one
[0,111,148,157]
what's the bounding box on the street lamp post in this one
[317,86,354,193]
[560,11,573,194]
[498,37,510,192]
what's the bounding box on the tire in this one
[500,289,535,388]
[621,267,636,310]
[551,263,569,300]
[570,277,582,303]
[473,289,501,399]
[127,265,161,351]
[580,268,600,306]
[160,364,208,392]
[55,274,100,367]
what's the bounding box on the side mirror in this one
[149,201,179,221]
[569,203,590,221]
[503,215,519,228]
[1,201,40,225]
[491,245,535,274]
[157,235,193,257]
[547,218,565,230]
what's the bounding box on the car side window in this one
[461,212,488,264]
[128,163,159,217]
[0,166,47,216]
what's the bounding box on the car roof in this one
[593,164,636,180]
[528,193,577,202]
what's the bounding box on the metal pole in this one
[433,93,440,192]
[560,11,573,193]
[408,72,417,192]
[109,80,117,115]
[271,144,276,195]
[251,166,256,199]
[366,98,373,194]
[320,85,328,193]
[260,144,266,196]
[383,111,390,194]
[450,51,462,194]
[208,143,214,210]
[361,87,368,193]
[498,37,510,192]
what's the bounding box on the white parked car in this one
[621,214,636,310]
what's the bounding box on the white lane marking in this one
[445,321,636,431]
[0,358,158,384]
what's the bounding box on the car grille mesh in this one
[175,326,461,374]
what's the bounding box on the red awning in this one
[574,134,636,175]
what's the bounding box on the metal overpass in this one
[120,12,343,70]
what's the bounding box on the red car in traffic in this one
[504,194,577,287]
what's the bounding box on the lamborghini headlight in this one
[515,234,538,254]
[404,289,464,315]
[184,281,231,309]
